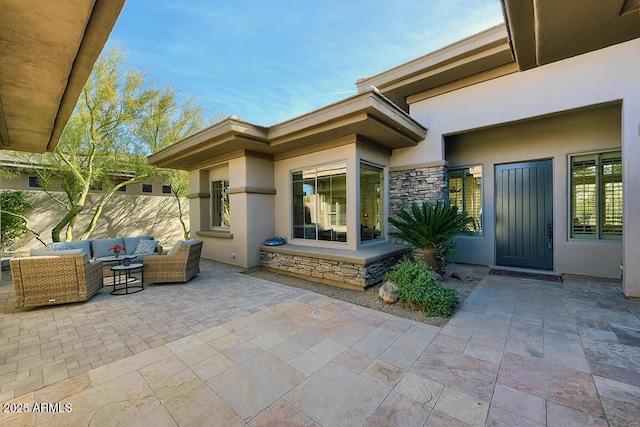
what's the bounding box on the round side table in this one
[110,263,144,295]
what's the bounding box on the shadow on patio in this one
[1,259,639,426]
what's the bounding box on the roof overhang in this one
[356,25,516,111]
[501,0,640,71]
[148,90,427,170]
[0,0,126,153]
[147,117,270,170]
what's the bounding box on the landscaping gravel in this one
[246,263,489,327]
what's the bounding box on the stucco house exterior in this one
[148,0,640,299]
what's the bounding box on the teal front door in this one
[495,160,553,270]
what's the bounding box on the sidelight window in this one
[448,166,483,235]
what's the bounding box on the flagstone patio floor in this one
[1,260,639,426]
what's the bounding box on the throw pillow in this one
[134,239,159,254]
[167,242,182,256]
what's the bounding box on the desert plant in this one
[0,191,33,250]
[388,201,473,274]
[385,259,459,317]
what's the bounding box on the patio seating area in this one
[1,259,639,426]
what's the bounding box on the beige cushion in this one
[166,243,182,256]
[30,248,83,256]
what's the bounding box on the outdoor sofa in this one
[31,235,162,277]
[143,240,203,284]
[10,254,103,308]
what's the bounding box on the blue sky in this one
[107,1,504,126]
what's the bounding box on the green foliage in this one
[137,87,206,240]
[14,47,208,242]
[385,259,459,317]
[388,201,473,258]
[0,191,32,250]
[384,258,426,288]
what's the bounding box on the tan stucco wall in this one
[1,190,188,252]
[246,156,276,266]
[191,156,276,268]
[445,104,622,278]
[406,38,640,288]
[4,174,172,197]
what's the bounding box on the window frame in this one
[291,161,348,243]
[359,161,386,243]
[28,176,42,188]
[211,179,230,229]
[141,183,153,193]
[447,165,483,236]
[569,150,622,240]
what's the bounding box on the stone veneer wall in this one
[389,164,448,217]
[260,250,408,290]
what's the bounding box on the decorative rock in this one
[429,270,444,282]
[378,281,399,304]
[451,271,471,281]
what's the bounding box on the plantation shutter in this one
[571,152,622,239]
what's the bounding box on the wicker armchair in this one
[10,255,104,308]
[143,240,203,284]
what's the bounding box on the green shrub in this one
[0,191,33,251]
[385,259,459,317]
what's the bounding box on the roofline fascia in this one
[355,24,509,94]
[46,0,126,152]
[147,116,269,165]
[268,89,426,141]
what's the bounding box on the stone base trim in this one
[260,245,409,290]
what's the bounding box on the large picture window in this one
[292,162,347,242]
[448,166,483,235]
[571,151,622,239]
[211,179,230,228]
[360,162,384,242]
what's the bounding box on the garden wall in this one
[2,191,188,253]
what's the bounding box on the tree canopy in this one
[13,47,208,242]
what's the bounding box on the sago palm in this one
[388,201,473,272]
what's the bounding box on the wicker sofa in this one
[31,235,162,277]
[10,254,103,308]
[143,240,203,284]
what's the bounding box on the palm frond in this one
[389,201,473,256]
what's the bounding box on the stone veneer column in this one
[388,161,448,217]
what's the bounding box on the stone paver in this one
[1,260,639,426]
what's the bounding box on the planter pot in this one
[265,237,286,246]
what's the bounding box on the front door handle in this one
[547,223,553,250]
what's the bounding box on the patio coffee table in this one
[97,255,137,288]
[96,254,136,265]
[110,263,144,295]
